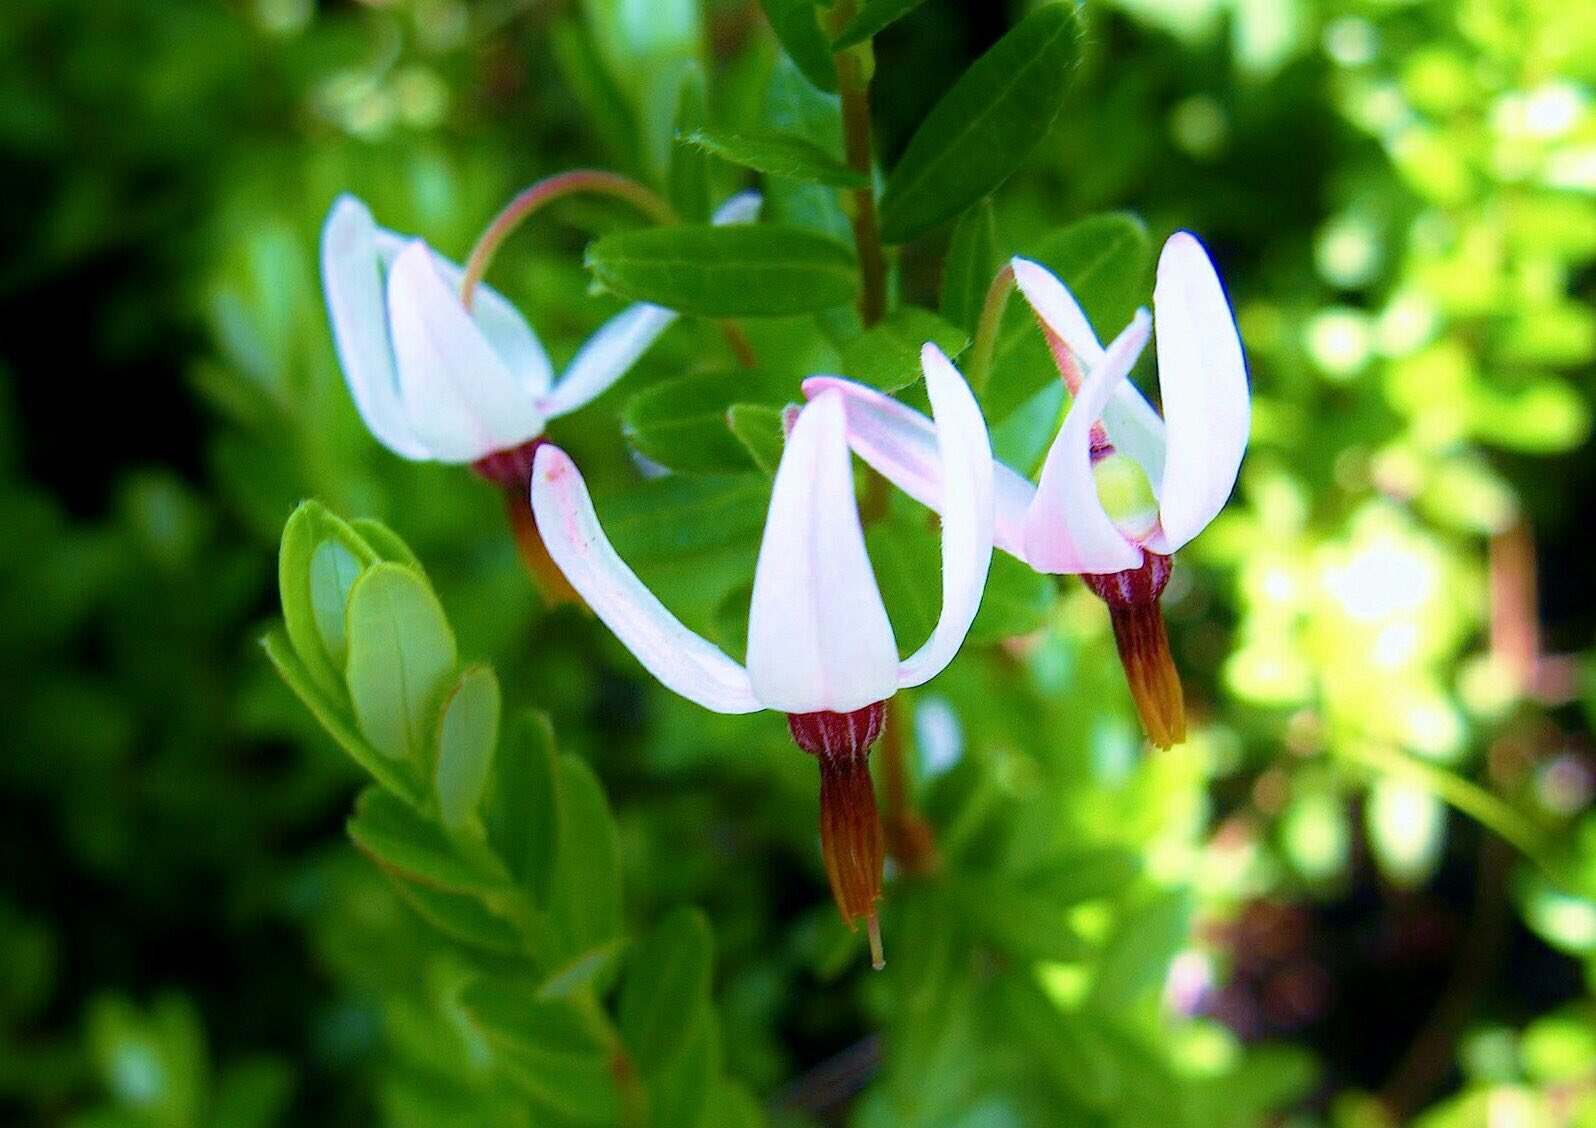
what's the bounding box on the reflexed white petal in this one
[320,196,431,459]
[1011,256,1168,491]
[803,376,1035,560]
[745,392,899,714]
[1146,231,1249,553]
[529,446,761,714]
[541,303,678,419]
[711,190,763,226]
[1023,312,1153,575]
[1099,377,1168,492]
[386,240,546,462]
[1011,256,1104,364]
[423,254,555,399]
[898,345,995,688]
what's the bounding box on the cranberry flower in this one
[810,232,1247,748]
[530,346,995,967]
[320,190,761,477]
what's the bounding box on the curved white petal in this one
[320,196,432,459]
[1012,255,1169,490]
[541,303,678,419]
[1012,256,1104,364]
[898,345,995,688]
[745,392,899,714]
[711,190,764,226]
[803,377,1034,561]
[1023,312,1153,575]
[530,446,761,714]
[422,254,555,399]
[386,241,547,463]
[1146,232,1249,553]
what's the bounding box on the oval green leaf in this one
[344,562,458,766]
[586,224,858,316]
[679,127,867,187]
[434,664,501,830]
[623,369,796,474]
[878,3,1083,243]
[757,0,836,91]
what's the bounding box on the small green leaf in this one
[262,630,422,806]
[347,517,421,568]
[347,787,510,895]
[1020,847,1141,905]
[967,551,1052,643]
[757,0,836,91]
[644,1015,718,1128]
[545,756,623,962]
[344,563,458,766]
[486,710,563,907]
[1001,973,1121,1109]
[669,64,712,220]
[279,501,378,697]
[941,199,1001,333]
[586,225,858,317]
[726,403,788,475]
[679,127,867,187]
[866,521,940,656]
[949,875,1093,963]
[386,875,524,954]
[832,0,930,49]
[604,474,770,560]
[461,982,620,1121]
[1087,890,1193,1012]
[434,664,501,831]
[879,3,1083,243]
[624,370,796,474]
[619,908,714,1072]
[838,306,970,392]
[536,939,629,1001]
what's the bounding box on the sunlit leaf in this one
[879,3,1083,243]
[586,225,858,316]
[344,563,458,767]
[679,127,868,187]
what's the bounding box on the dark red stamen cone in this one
[472,439,584,610]
[788,703,888,969]
[1083,553,1187,749]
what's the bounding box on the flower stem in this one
[828,6,887,328]
[967,263,1015,394]
[460,170,677,312]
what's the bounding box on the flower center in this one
[470,436,546,492]
[1091,449,1159,544]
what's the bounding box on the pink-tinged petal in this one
[745,392,899,714]
[1011,256,1104,363]
[711,190,763,225]
[803,376,1035,560]
[386,240,546,463]
[529,446,761,714]
[320,196,431,459]
[541,303,678,419]
[1011,256,1169,489]
[1023,312,1153,575]
[898,345,995,688]
[1147,231,1249,553]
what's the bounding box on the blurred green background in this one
[1,0,1592,1124]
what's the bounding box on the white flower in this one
[319,191,762,465]
[811,231,1249,576]
[528,344,995,717]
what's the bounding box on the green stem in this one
[460,170,677,311]
[828,6,887,328]
[967,263,1015,394]
[1333,740,1556,869]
